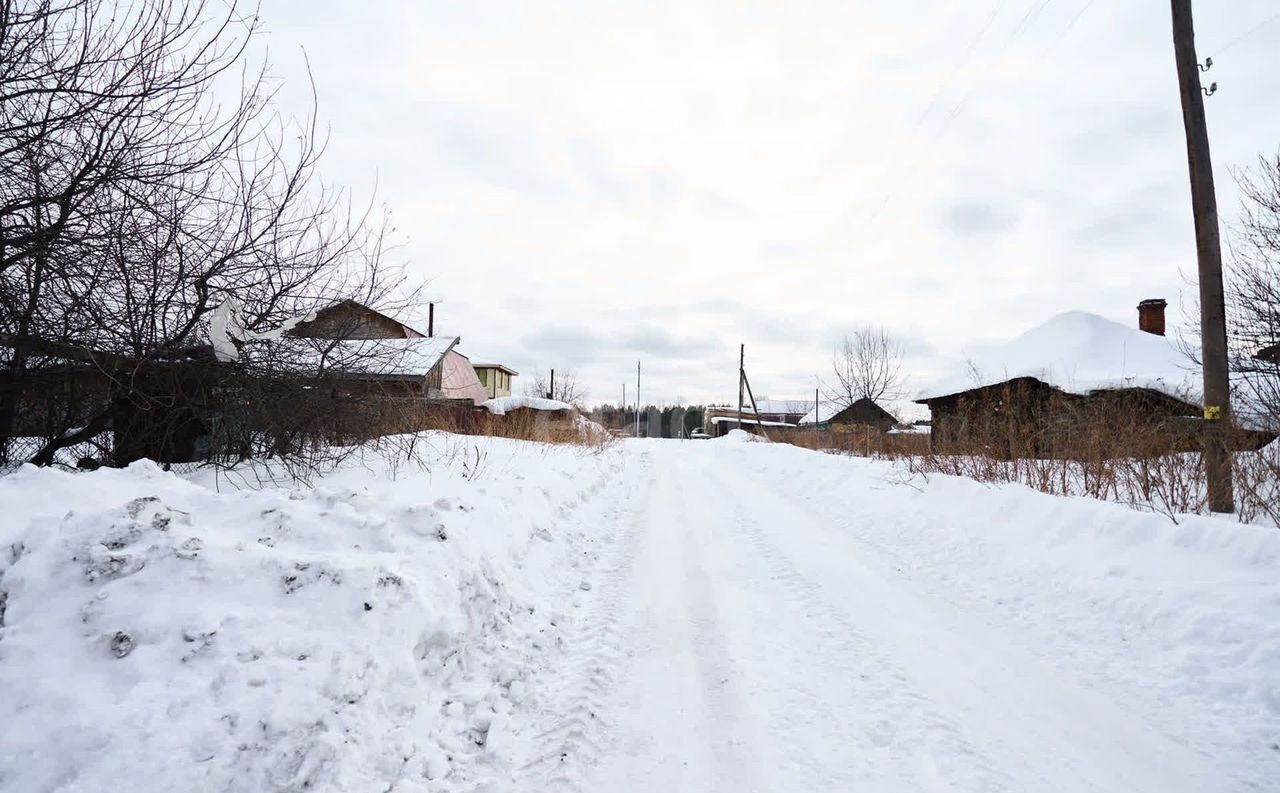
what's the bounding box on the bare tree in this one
[0,0,421,472]
[826,326,905,407]
[1224,153,1280,432]
[523,368,587,406]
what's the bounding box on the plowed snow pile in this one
[0,435,627,792]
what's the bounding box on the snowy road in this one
[3,434,1275,792]
[519,440,1265,792]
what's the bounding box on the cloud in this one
[1073,204,1180,246]
[941,201,1019,236]
[253,0,1280,405]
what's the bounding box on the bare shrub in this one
[874,391,1277,525]
[475,408,614,453]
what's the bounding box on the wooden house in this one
[914,301,1274,457]
[287,300,490,405]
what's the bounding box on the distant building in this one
[701,398,809,437]
[744,398,811,425]
[705,414,794,437]
[473,363,519,399]
[798,398,897,433]
[291,299,425,340]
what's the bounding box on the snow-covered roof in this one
[471,362,519,375]
[709,416,795,427]
[916,311,1200,404]
[257,336,459,379]
[481,396,574,415]
[744,399,812,416]
[798,400,844,425]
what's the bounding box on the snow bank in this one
[917,310,1199,402]
[713,441,1280,784]
[0,436,625,792]
[480,396,573,415]
[715,428,769,443]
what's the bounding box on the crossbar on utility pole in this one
[737,344,745,432]
[1171,0,1234,513]
[742,370,768,441]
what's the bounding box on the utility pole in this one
[815,386,820,440]
[549,369,555,401]
[622,383,626,434]
[1171,0,1233,513]
[637,362,644,438]
[737,344,745,432]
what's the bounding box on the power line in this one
[1007,0,1054,43]
[1208,9,1280,56]
[913,0,1010,131]
[1057,0,1098,41]
[856,0,1095,235]
[858,0,1070,229]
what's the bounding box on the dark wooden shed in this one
[826,398,898,432]
[915,377,1211,458]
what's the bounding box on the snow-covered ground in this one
[2,433,1277,791]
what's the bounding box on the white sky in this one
[258,0,1280,411]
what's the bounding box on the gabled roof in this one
[916,311,1199,404]
[472,362,519,375]
[255,336,459,380]
[744,398,812,416]
[799,397,896,426]
[798,400,843,425]
[295,299,426,339]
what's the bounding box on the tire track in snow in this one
[701,466,1021,792]
[513,451,650,791]
[405,446,633,790]
[703,455,1217,793]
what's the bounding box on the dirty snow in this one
[2,433,1277,792]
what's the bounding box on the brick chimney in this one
[1137,298,1167,336]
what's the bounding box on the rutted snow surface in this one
[2,435,1278,791]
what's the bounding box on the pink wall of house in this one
[439,349,489,405]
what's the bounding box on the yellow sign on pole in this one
[1204,405,1222,421]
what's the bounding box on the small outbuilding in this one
[798,398,898,433]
